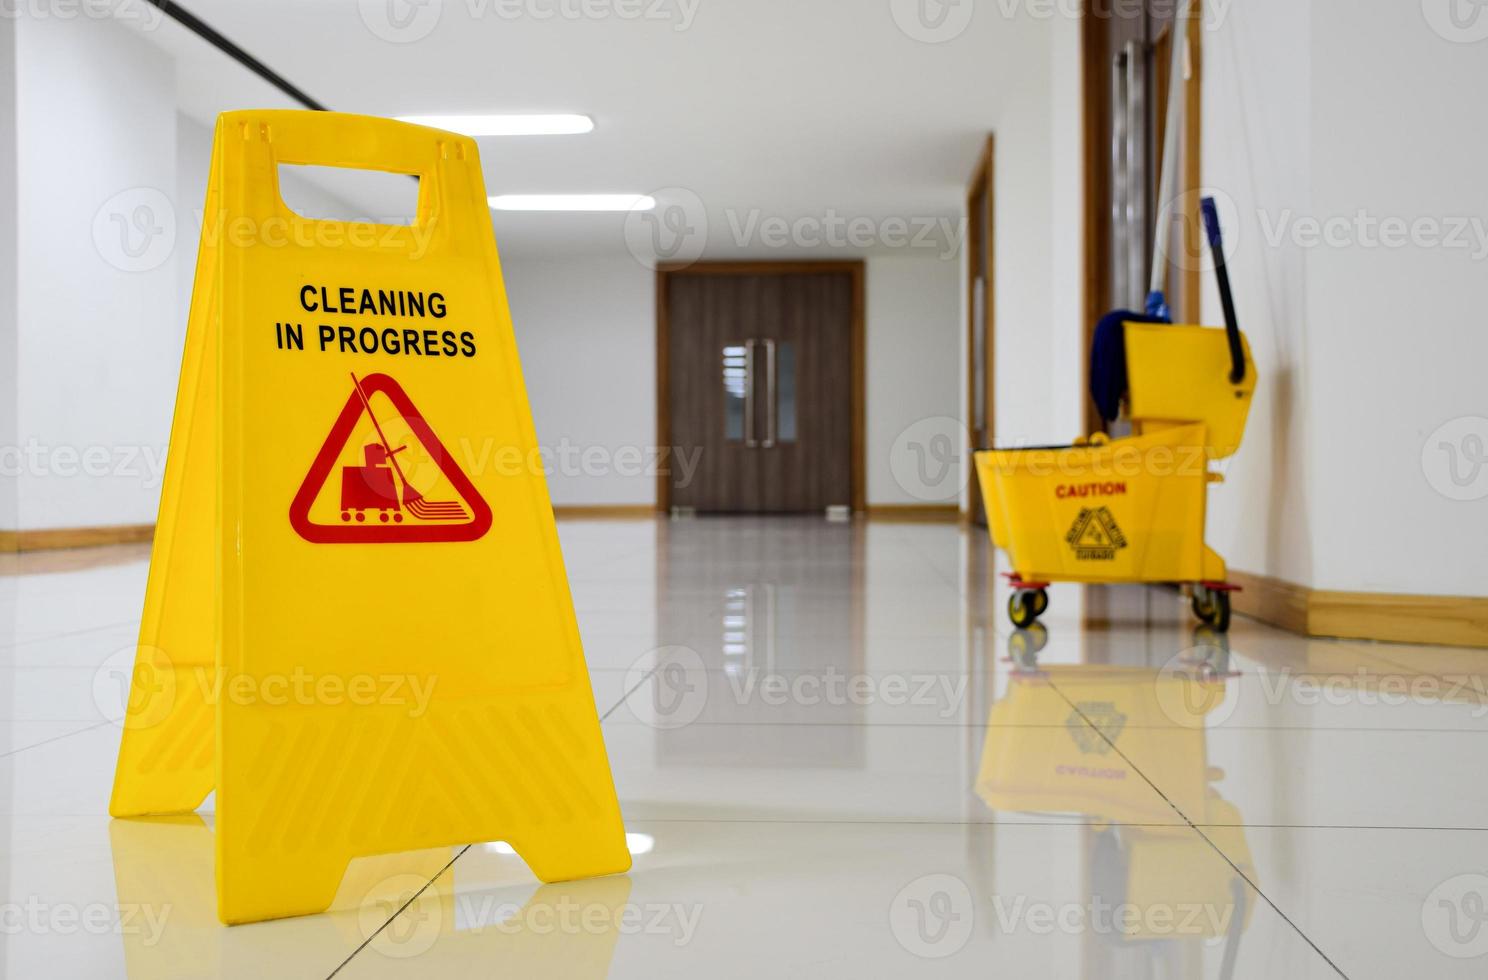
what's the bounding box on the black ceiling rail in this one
[144,0,329,112]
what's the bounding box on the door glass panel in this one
[722,345,748,441]
[776,342,797,442]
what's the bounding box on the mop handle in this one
[1146,0,1192,317]
[1201,198,1246,384]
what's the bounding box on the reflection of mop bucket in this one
[975,661,1256,968]
[1090,815,1254,977]
[976,666,1227,825]
[976,200,1255,631]
[347,372,467,522]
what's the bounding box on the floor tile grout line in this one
[0,720,113,760]
[1046,675,1353,980]
[595,718,1488,734]
[1322,651,1488,707]
[0,618,141,651]
[8,812,1488,833]
[325,844,471,980]
[599,662,664,722]
[599,817,1488,831]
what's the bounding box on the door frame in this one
[1080,1,1203,435]
[965,135,996,525]
[654,260,867,514]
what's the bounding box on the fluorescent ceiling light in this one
[489,194,656,212]
[398,113,594,136]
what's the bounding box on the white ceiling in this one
[121,0,1036,259]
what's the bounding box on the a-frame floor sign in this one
[109,111,631,924]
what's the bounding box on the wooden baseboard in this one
[863,505,962,524]
[0,524,155,553]
[1227,570,1310,635]
[552,505,657,521]
[1230,569,1488,649]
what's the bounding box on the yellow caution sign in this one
[109,110,630,924]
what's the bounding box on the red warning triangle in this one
[289,372,492,544]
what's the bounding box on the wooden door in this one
[664,268,856,513]
[1084,1,1202,434]
[966,137,994,526]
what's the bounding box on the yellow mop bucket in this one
[976,319,1257,630]
[977,422,1214,584]
[978,195,1258,631]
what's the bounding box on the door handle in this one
[762,338,777,448]
[743,338,758,448]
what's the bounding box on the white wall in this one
[1047,13,1087,442]
[866,254,962,506]
[1197,0,1486,596]
[13,13,177,531]
[0,16,17,533]
[957,11,1078,515]
[1197,0,1317,590]
[175,115,211,337]
[501,254,658,507]
[989,14,1061,451]
[1304,1,1488,596]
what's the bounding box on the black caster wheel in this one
[1191,587,1232,632]
[1008,590,1042,629]
[1210,591,1231,632]
[1029,588,1048,617]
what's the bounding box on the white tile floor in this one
[4,518,1488,978]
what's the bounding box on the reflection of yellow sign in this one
[108,818,631,975]
[108,111,629,924]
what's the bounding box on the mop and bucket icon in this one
[337,372,468,524]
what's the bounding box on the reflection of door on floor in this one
[664,267,857,514]
[654,519,866,766]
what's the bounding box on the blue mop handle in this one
[1201,197,1246,384]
